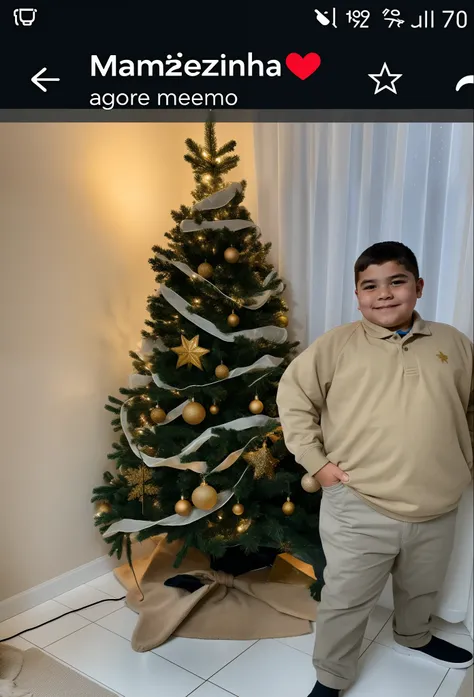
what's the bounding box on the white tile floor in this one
[0,571,472,697]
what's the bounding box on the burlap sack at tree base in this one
[114,535,318,652]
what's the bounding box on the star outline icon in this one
[368,62,403,95]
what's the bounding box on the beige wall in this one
[0,122,257,602]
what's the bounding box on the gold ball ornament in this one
[132,428,146,438]
[232,503,245,516]
[197,262,213,279]
[94,501,112,518]
[182,400,206,425]
[276,314,289,328]
[282,498,295,516]
[224,247,240,263]
[150,407,167,424]
[227,312,240,327]
[215,363,230,379]
[140,446,156,456]
[236,518,252,534]
[210,404,220,415]
[301,473,321,493]
[249,397,264,414]
[175,497,193,517]
[191,482,218,510]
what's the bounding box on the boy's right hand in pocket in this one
[316,462,350,487]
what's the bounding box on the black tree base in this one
[210,546,279,577]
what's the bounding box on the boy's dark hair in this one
[354,241,420,286]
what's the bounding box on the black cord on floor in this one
[0,596,127,643]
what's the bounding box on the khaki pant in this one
[314,482,458,691]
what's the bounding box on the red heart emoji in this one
[286,52,322,80]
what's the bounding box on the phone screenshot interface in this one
[0,4,473,697]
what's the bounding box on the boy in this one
[276,241,473,696]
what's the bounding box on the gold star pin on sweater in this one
[437,351,448,363]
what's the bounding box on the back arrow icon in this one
[31,67,60,92]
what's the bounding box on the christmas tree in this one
[91,121,325,597]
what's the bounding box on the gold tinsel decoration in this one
[122,464,160,502]
[171,334,210,370]
[243,442,279,479]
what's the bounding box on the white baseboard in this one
[0,554,121,624]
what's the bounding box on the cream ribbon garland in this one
[152,354,283,391]
[154,254,283,310]
[103,466,251,536]
[192,182,242,211]
[180,219,256,233]
[121,411,276,473]
[159,285,288,344]
[102,415,279,538]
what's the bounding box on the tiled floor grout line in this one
[206,639,261,682]
[186,680,239,697]
[21,617,93,650]
[86,618,211,682]
[431,669,451,697]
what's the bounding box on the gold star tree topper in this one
[171,334,210,370]
[243,442,279,479]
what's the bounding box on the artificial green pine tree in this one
[91,121,325,597]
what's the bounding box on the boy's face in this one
[355,261,424,331]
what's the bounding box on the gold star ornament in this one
[171,334,210,370]
[243,442,279,480]
[437,351,448,363]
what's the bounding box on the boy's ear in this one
[355,288,360,310]
[416,278,424,298]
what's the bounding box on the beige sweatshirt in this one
[276,312,473,522]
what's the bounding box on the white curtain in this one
[253,122,473,631]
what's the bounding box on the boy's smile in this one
[355,261,424,332]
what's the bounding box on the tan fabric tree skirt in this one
[0,644,118,697]
[114,535,318,652]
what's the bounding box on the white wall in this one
[0,122,257,602]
